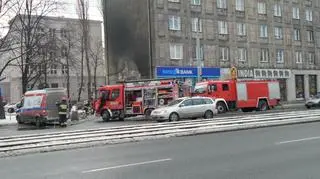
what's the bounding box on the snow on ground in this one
[0,113,17,126]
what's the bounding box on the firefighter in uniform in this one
[58,97,68,127]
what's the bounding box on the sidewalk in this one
[0,114,17,126]
[276,101,305,109]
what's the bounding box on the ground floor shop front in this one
[287,70,320,102]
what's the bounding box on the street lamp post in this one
[196,18,202,82]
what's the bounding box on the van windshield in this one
[23,95,43,109]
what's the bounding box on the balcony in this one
[168,2,181,10]
[274,16,282,23]
[168,30,183,38]
[218,34,229,41]
[217,8,227,16]
[236,35,247,42]
[259,37,269,44]
[235,10,245,18]
[190,4,202,13]
[292,19,300,25]
[258,14,267,21]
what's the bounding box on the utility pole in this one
[196,18,202,82]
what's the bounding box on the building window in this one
[306,9,312,22]
[260,48,269,62]
[191,18,202,32]
[217,0,227,9]
[295,51,302,64]
[60,28,67,38]
[49,28,56,38]
[237,48,247,62]
[295,75,305,99]
[168,16,181,31]
[170,44,183,60]
[237,23,246,36]
[168,0,180,2]
[307,30,314,42]
[257,2,266,14]
[51,83,59,88]
[191,0,201,5]
[307,52,315,65]
[219,47,229,61]
[193,45,204,60]
[260,24,268,38]
[50,64,57,74]
[276,49,284,63]
[292,7,300,19]
[62,65,68,74]
[274,4,282,17]
[235,0,244,11]
[61,46,68,57]
[274,27,283,39]
[293,28,300,41]
[309,75,317,97]
[218,21,228,34]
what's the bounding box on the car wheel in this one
[144,109,153,120]
[169,112,179,122]
[204,110,214,119]
[216,102,227,114]
[35,118,42,129]
[102,110,110,122]
[306,105,311,109]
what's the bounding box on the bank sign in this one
[156,66,220,78]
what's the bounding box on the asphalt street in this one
[0,121,320,179]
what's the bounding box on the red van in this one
[16,88,68,127]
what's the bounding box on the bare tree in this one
[77,0,92,101]
[7,0,61,93]
[89,39,103,99]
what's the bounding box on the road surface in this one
[0,121,320,179]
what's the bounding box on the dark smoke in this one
[106,0,150,79]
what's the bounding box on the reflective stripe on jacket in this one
[58,104,68,115]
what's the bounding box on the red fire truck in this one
[193,79,281,113]
[95,79,192,121]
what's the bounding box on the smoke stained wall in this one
[105,0,151,82]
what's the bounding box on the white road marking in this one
[276,136,320,145]
[82,158,172,173]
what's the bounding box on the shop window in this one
[295,75,305,99]
[309,75,317,97]
[222,84,229,91]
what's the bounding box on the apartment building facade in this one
[105,0,320,101]
[1,16,105,103]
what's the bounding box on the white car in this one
[151,97,218,122]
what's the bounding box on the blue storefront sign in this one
[201,67,220,78]
[156,66,220,78]
[156,66,198,78]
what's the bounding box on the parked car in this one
[151,96,218,122]
[305,92,320,109]
[4,102,19,113]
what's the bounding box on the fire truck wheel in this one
[258,100,268,111]
[119,112,125,121]
[169,112,179,122]
[204,110,214,119]
[216,102,227,114]
[102,110,110,122]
